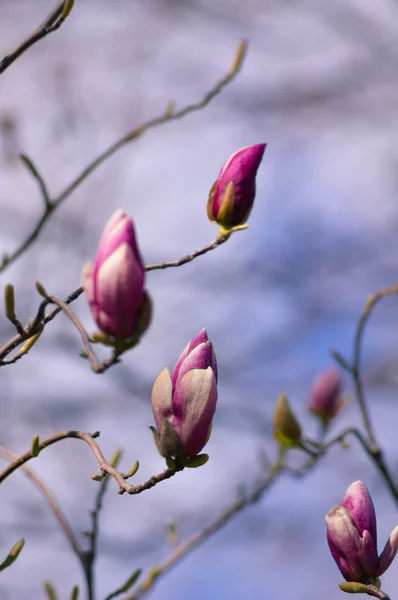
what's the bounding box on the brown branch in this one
[351,284,398,445]
[0,232,231,367]
[367,585,391,600]
[145,235,228,272]
[0,430,178,496]
[332,283,398,505]
[0,41,247,273]
[0,446,82,560]
[125,451,285,600]
[0,1,71,75]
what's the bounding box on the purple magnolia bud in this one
[82,209,148,340]
[326,481,398,582]
[151,329,218,458]
[308,368,344,423]
[207,144,266,229]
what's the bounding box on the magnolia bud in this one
[272,394,302,447]
[151,329,218,458]
[207,144,266,229]
[326,481,398,583]
[83,210,150,341]
[309,368,344,424]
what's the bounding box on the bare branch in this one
[0,446,83,563]
[125,449,286,600]
[332,283,398,505]
[0,232,231,368]
[0,1,72,76]
[0,41,247,273]
[0,430,179,496]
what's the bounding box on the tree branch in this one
[0,232,232,367]
[0,40,247,273]
[0,445,83,560]
[0,1,72,75]
[0,430,178,496]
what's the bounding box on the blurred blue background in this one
[1,0,398,598]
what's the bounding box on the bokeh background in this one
[1,0,398,598]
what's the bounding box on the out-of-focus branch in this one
[125,449,286,599]
[332,283,398,504]
[0,446,85,570]
[0,430,178,496]
[351,284,398,445]
[0,1,73,75]
[84,449,122,600]
[0,41,247,273]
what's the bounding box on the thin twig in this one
[0,446,83,561]
[0,430,178,496]
[0,1,70,75]
[351,284,398,446]
[324,427,398,504]
[85,472,114,600]
[125,449,286,600]
[145,236,228,271]
[0,233,229,367]
[332,284,398,505]
[0,41,247,273]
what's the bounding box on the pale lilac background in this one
[1,0,398,598]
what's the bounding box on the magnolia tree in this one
[0,2,398,600]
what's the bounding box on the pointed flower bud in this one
[272,394,302,447]
[309,368,345,424]
[326,481,398,583]
[207,144,266,229]
[151,329,218,458]
[82,210,150,341]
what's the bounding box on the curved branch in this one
[0,430,178,496]
[0,41,247,273]
[0,1,71,75]
[0,232,231,367]
[0,446,83,562]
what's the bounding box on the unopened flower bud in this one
[309,368,344,424]
[151,329,218,458]
[272,394,302,447]
[207,144,266,229]
[83,210,150,341]
[326,481,398,583]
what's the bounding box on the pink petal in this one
[377,526,398,576]
[151,368,173,434]
[172,367,217,456]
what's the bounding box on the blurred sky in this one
[1,0,398,598]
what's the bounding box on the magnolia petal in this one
[177,341,215,382]
[212,144,266,227]
[151,368,174,433]
[358,529,378,578]
[172,329,217,387]
[377,525,398,576]
[82,261,95,306]
[341,481,377,547]
[172,340,191,388]
[326,505,364,581]
[173,367,217,456]
[95,243,144,338]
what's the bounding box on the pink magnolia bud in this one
[326,481,398,582]
[82,210,149,340]
[151,329,218,458]
[207,144,266,229]
[308,368,344,423]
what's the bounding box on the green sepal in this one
[184,454,209,468]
